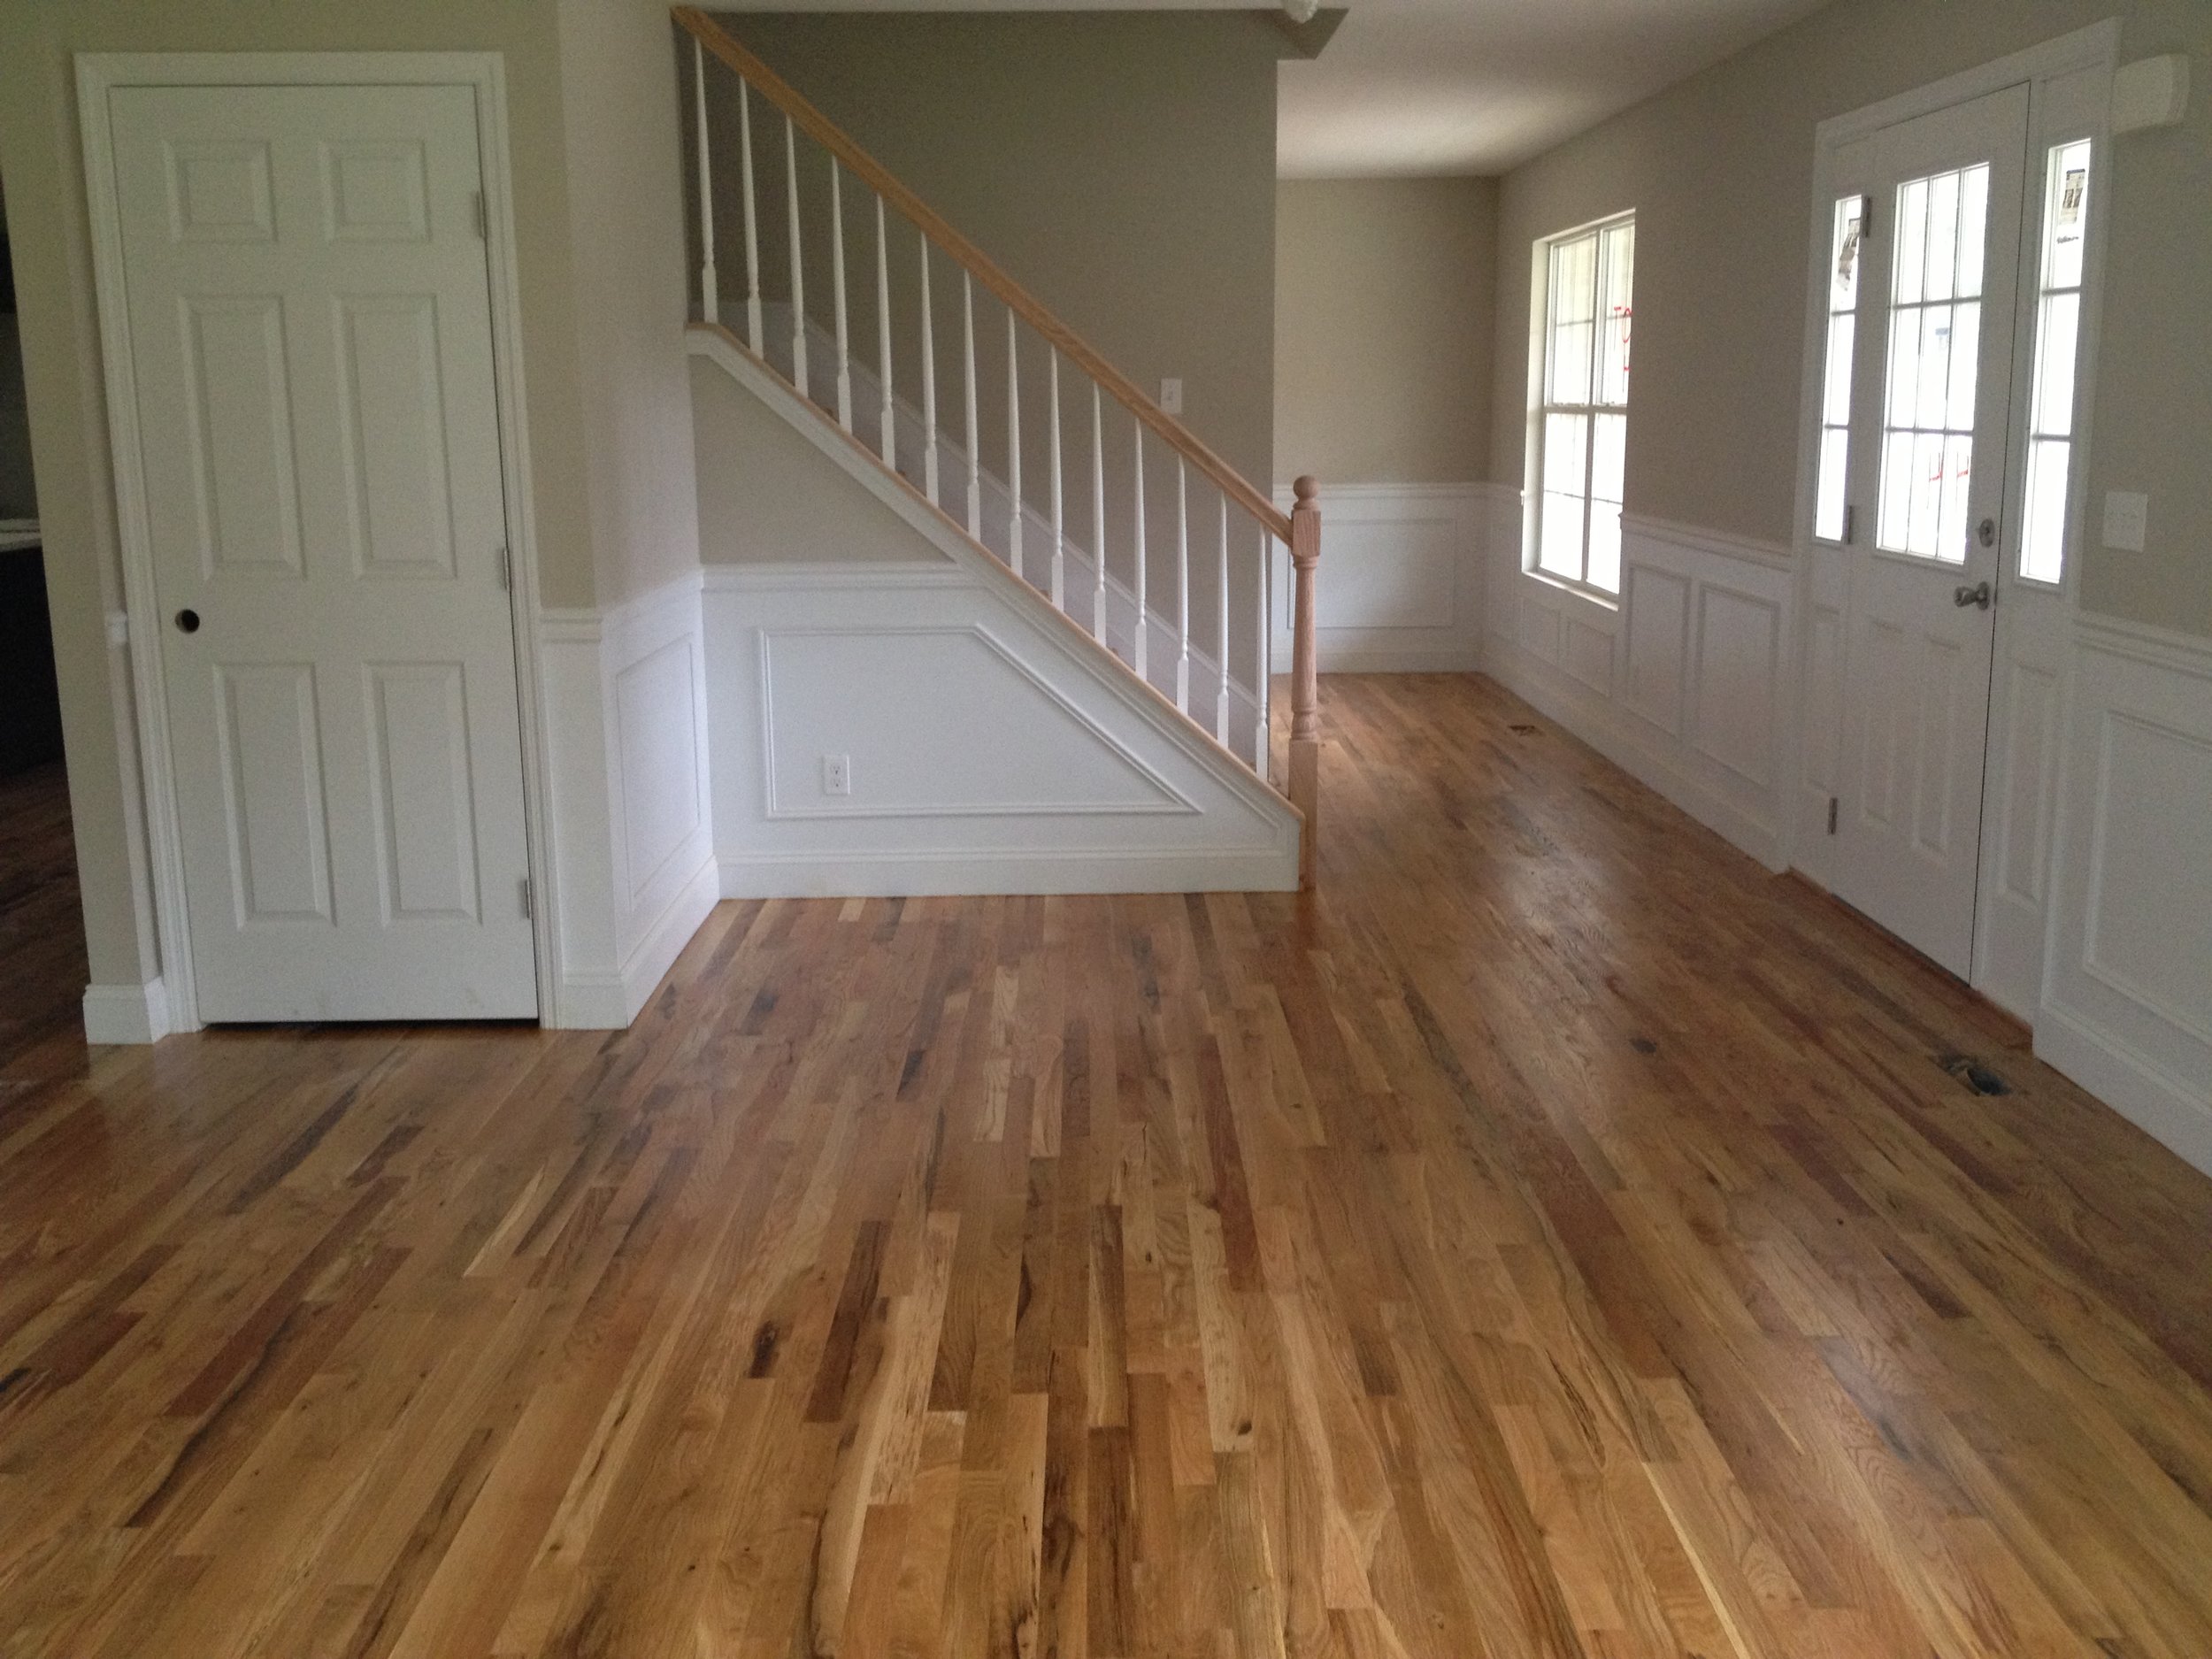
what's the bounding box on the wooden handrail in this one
[671,4,1293,543]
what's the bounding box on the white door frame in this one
[1784,19,2120,1002]
[78,51,561,1032]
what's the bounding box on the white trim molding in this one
[81,979,172,1046]
[74,50,560,1038]
[2036,616,2212,1176]
[540,571,718,1028]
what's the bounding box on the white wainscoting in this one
[2038,617,2212,1175]
[539,571,717,1027]
[1481,494,1794,870]
[1269,484,1486,672]
[694,324,1297,898]
[706,562,1296,896]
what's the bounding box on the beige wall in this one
[703,10,1284,493]
[557,0,702,607]
[1275,178,1496,488]
[692,356,941,565]
[0,0,698,989]
[1491,0,2212,640]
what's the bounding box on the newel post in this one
[1287,475,1322,889]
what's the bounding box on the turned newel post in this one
[1287,475,1322,889]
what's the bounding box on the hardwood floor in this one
[3,673,2210,1659]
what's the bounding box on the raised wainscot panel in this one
[1690,584,1780,788]
[616,635,704,900]
[1621,564,1688,734]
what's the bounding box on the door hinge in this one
[472,190,488,239]
[519,876,532,919]
[497,546,511,590]
[1826,796,1839,835]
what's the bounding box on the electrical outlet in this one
[2102,490,2149,552]
[822,754,851,796]
[1160,378,1183,415]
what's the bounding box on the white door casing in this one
[96,79,538,1021]
[1831,85,2030,979]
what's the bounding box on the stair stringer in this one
[689,323,1300,896]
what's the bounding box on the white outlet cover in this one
[2102,490,2149,552]
[1160,378,1183,415]
[822,754,851,795]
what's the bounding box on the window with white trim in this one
[1533,215,1634,594]
[2018,139,2091,584]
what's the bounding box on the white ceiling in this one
[711,0,1838,177]
[1277,0,1834,175]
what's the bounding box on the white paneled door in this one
[110,84,536,1020]
[1830,87,2030,978]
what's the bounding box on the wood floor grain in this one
[4,673,2210,1659]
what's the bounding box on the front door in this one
[1832,86,2030,978]
[107,83,537,1021]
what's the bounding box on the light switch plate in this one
[2102,490,2149,552]
[1160,378,1183,415]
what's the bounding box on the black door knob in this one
[174,609,200,634]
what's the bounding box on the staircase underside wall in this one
[692,334,1299,896]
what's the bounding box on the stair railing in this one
[672,6,1322,885]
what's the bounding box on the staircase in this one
[673,6,1323,887]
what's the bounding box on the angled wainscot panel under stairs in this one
[672,6,1322,894]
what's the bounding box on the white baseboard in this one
[2035,1001,2212,1177]
[561,849,721,1026]
[82,978,170,1045]
[721,845,1295,898]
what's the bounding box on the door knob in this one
[1978,517,1998,548]
[1953,581,1993,610]
[174,609,201,634]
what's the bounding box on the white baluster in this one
[784,116,806,396]
[1006,312,1022,576]
[739,80,762,351]
[1090,385,1108,644]
[1133,419,1148,681]
[963,274,980,541]
[920,242,939,505]
[1048,355,1066,608]
[1256,527,1271,773]
[692,40,718,326]
[1175,460,1191,714]
[875,196,895,472]
[830,163,852,431]
[1217,495,1231,745]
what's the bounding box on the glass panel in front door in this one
[1876,163,1990,564]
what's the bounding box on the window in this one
[1814,196,1866,541]
[2019,140,2091,584]
[1534,216,1633,593]
[1875,163,1989,563]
